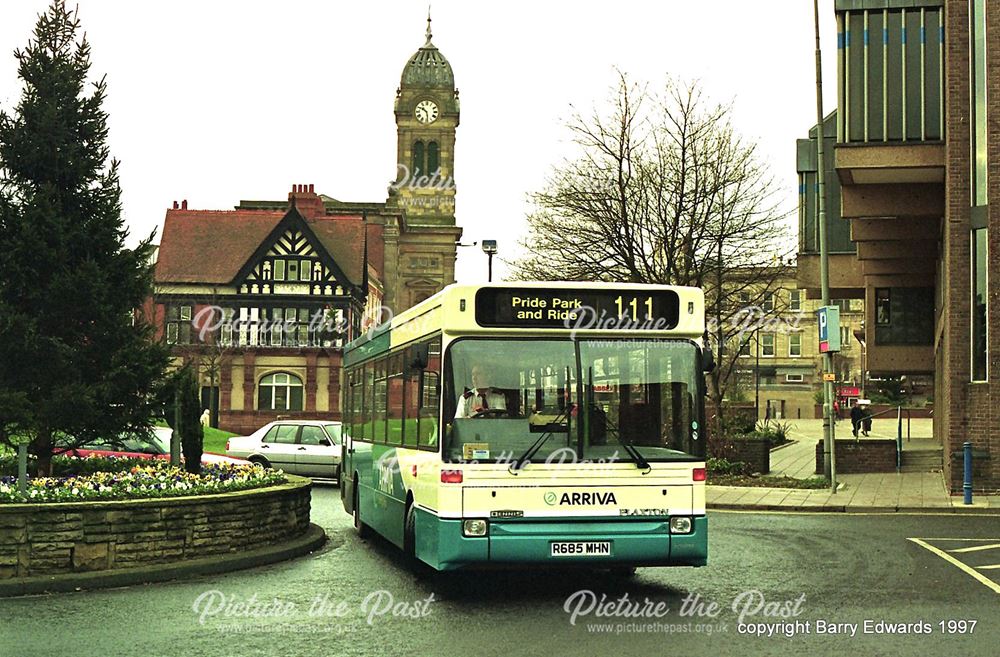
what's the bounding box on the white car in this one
[226,420,342,480]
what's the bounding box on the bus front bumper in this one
[413,508,707,571]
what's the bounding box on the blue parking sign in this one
[817,306,841,353]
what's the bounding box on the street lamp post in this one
[755,328,761,422]
[482,240,497,282]
[814,0,837,492]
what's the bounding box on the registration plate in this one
[550,541,612,557]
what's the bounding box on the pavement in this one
[708,418,1000,513]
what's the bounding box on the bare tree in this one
[511,74,793,435]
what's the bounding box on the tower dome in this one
[401,14,454,89]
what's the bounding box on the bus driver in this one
[455,364,507,418]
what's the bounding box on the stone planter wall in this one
[711,437,770,474]
[0,476,311,579]
[731,439,771,474]
[815,439,897,474]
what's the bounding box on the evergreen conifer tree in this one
[0,1,169,474]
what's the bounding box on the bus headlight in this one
[462,519,488,537]
[669,517,693,534]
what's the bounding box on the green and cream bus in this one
[340,282,710,571]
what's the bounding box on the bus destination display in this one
[475,288,680,330]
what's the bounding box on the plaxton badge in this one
[619,508,670,516]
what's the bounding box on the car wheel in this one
[248,456,271,469]
[353,479,370,539]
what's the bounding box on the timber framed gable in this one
[233,206,362,301]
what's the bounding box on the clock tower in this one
[390,14,459,225]
[385,14,462,309]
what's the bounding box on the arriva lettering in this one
[559,492,618,505]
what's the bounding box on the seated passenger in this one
[454,365,508,418]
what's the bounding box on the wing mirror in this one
[408,343,429,374]
[702,348,716,373]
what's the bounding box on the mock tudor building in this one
[149,19,462,434]
[797,0,999,492]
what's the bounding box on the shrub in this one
[707,457,749,476]
[752,420,792,445]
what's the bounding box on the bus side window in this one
[419,371,440,447]
[362,360,374,441]
[418,337,441,448]
[373,357,388,443]
[387,353,404,447]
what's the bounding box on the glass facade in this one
[970,0,988,381]
[971,0,988,206]
[837,3,944,143]
[874,287,934,345]
[972,228,988,381]
[797,114,853,254]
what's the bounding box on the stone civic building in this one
[734,273,865,422]
[797,0,999,492]
[147,19,462,434]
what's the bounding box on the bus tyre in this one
[403,503,417,565]
[353,482,370,539]
[610,566,637,578]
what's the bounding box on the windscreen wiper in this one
[590,406,649,470]
[509,409,570,472]
[617,436,650,470]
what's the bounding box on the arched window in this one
[426,142,439,176]
[258,372,304,411]
[412,141,425,179]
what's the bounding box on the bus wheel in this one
[404,503,417,564]
[609,566,637,578]
[353,481,370,539]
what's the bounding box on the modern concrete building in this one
[797,0,997,492]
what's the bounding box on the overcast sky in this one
[0,0,838,284]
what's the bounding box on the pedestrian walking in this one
[862,407,872,436]
[850,403,863,438]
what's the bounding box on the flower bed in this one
[0,459,286,503]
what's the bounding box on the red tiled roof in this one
[154,208,375,287]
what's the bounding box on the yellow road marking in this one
[949,543,1000,553]
[908,538,1000,594]
[916,537,1000,541]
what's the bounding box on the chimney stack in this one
[287,183,323,218]
[172,201,179,209]
[181,199,188,210]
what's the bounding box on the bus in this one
[340,282,710,571]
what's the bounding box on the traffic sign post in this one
[816,306,840,489]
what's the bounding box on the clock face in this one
[414,100,439,124]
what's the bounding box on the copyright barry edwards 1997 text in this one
[739,619,978,638]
